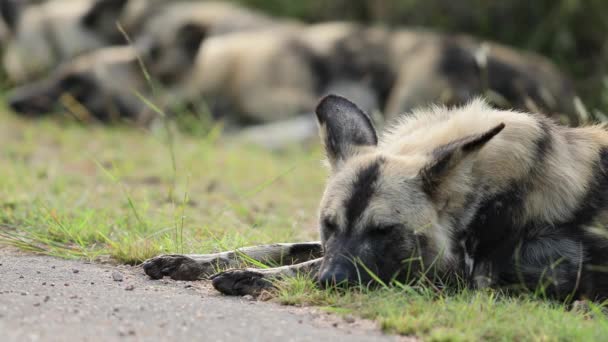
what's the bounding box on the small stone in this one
[343,315,356,324]
[42,282,46,286]
[571,300,591,314]
[113,307,120,312]
[43,296,50,302]
[33,303,41,307]
[90,282,95,285]
[184,284,193,288]
[72,269,79,274]
[242,295,254,301]
[19,275,24,279]
[258,292,273,301]
[64,283,69,287]
[125,285,135,291]
[36,271,41,274]
[112,271,124,282]
[332,322,339,327]
[51,266,55,269]
[20,292,27,296]
[50,283,55,287]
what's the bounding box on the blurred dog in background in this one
[1,0,584,149]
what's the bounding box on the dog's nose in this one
[8,95,28,113]
[317,265,350,288]
[7,90,52,116]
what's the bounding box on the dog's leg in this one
[472,236,586,299]
[143,242,322,280]
[211,257,323,296]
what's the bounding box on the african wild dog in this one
[134,1,284,86]
[0,0,155,83]
[144,94,608,301]
[4,1,283,123]
[384,32,581,125]
[7,46,153,122]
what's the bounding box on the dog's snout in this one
[7,86,54,116]
[8,94,28,113]
[317,264,351,288]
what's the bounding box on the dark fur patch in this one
[344,159,383,230]
[81,0,129,44]
[315,95,378,164]
[439,37,565,114]
[0,0,19,31]
[287,39,331,94]
[565,148,608,229]
[438,38,481,105]
[462,123,608,299]
[463,118,554,283]
[288,242,324,262]
[325,28,396,106]
[566,148,608,298]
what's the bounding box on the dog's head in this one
[315,95,504,287]
[135,1,273,86]
[7,46,147,122]
[137,21,207,85]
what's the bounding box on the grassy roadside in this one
[0,109,325,263]
[2,109,608,340]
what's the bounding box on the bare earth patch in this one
[0,248,405,342]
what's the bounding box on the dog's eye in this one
[322,218,338,235]
[369,224,399,237]
[149,45,161,60]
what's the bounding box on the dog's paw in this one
[210,269,274,296]
[143,255,211,280]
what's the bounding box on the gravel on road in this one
[0,250,405,342]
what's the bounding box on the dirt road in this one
[0,250,403,341]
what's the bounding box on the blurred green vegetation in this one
[235,0,608,112]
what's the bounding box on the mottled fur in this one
[135,1,285,85]
[312,95,608,299]
[7,46,152,122]
[384,32,580,125]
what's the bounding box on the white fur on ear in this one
[315,95,378,169]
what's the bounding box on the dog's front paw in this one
[143,254,209,280]
[210,269,274,296]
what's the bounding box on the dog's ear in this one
[81,0,128,36]
[1,0,21,32]
[176,23,207,61]
[419,123,505,196]
[315,95,378,170]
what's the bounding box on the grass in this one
[276,276,608,341]
[2,106,608,340]
[0,107,325,263]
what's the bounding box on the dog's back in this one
[383,100,608,297]
[384,32,580,125]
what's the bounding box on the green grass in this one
[2,108,608,340]
[276,276,608,341]
[0,108,325,263]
